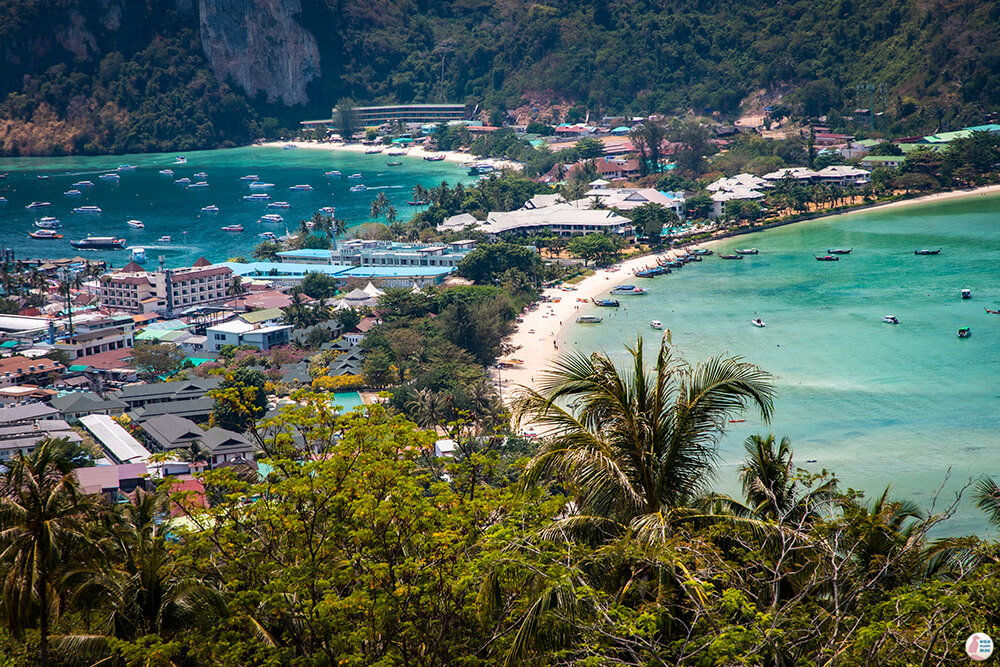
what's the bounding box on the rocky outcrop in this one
[198,0,320,106]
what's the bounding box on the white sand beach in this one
[260,140,522,170]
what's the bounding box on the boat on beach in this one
[751,318,766,328]
[126,220,144,229]
[914,248,941,255]
[690,248,713,256]
[957,327,971,338]
[423,154,446,161]
[882,315,899,324]
[364,147,383,154]
[610,285,649,295]
[827,248,853,254]
[29,229,63,239]
[576,315,603,324]
[815,255,839,261]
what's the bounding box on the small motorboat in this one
[348,173,363,179]
[221,224,244,232]
[827,248,853,254]
[260,214,283,223]
[914,248,941,255]
[158,169,174,176]
[751,318,766,328]
[126,219,144,229]
[99,172,120,181]
[881,315,899,324]
[201,204,220,212]
[194,172,208,178]
[386,161,403,167]
[117,164,137,171]
[985,308,1000,315]
[26,201,51,209]
[175,177,191,185]
[240,174,260,181]
[130,247,147,263]
[815,255,839,261]
[187,181,209,188]
[258,231,278,240]
[957,327,971,338]
[325,170,341,178]
[690,248,713,256]
[267,201,291,209]
[157,235,173,242]
[408,200,430,206]
[29,229,63,239]
[73,205,102,214]
[318,206,335,215]
[35,217,61,228]
[73,180,94,188]
[719,254,743,260]
[349,184,368,192]
[576,315,603,324]
[64,189,82,197]
[735,248,759,255]
[961,289,972,300]
[243,193,271,201]
[174,156,187,164]
[289,184,313,191]
[650,320,663,329]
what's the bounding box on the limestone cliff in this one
[198,0,320,106]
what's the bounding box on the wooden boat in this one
[592,298,620,308]
[827,248,852,254]
[815,255,839,261]
[719,254,742,260]
[914,248,941,255]
[386,161,403,167]
[690,248,712,255]
[957,327,971,338]
[423,154,446,161]
[985,308,1000,315]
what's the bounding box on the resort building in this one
[54,326,134,361]
[860,155,906,169]
[205,311,293,353]
[99,258,233,315]
[0,417,82,462]
[480,204,633,238]
[0,356,65,387]
[277,240,477,269]
[583,186,686,217]
[304,104,468,129]
[220,261,453,288]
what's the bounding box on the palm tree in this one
[230,275,246,298]
[385,205,398,223]
[407,388,440,429]
[0,440,95,666]
[369,192,391,220]
[333,217,348,238]
[59,490,224,661]
[513,336,775,544]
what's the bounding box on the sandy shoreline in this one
[497,183,1000,414]
[259,140,522,171]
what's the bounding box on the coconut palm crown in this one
[513,336,775,543]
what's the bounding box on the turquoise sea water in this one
[0,147,473,267]
[564,193,1000,536]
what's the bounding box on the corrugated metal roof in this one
[79,414,150,464]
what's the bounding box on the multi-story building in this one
[303,104,467,129]
[99,258,232,315]
[276,240,477,268]
[0,356,65,387]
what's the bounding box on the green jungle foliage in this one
[2,0,999,154]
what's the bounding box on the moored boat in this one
[325,170,341,178]
[35,217,61,228]
[117,164,137,171]
[914,248,941,255]
[751,318,765,328]
[347,173,363,179]
[881,315,899,324]
[735,248,759,255]
[187,181,209,188]
[174,177,191,185]
[289,184,313,191]
[815,255,839,261]
[592,298,620,307]
[243,193,271,201]
[364,147,383,154]
[576,315,603,324]
[408,199,430,205]
[650,320,663,329]
[827,248,852,254]
[957,327,971,338]
[690,248,712,255]
[126,219,144,229]
[267,201,291,209]
[247,182,274,189]
[73,180,94,188]
[260,214,283,223]
[221,224,244,232]
[349,184,368,192]
[985,308,1000,315]
[158,169,173,176]
[961,289,972,300]
[258,231,278,240]
[423,154,446,161]
[174,156,187,164]
[29,229,63,239]
[201,204,220,212]
[69,236,126,249]
[719,254,742,260]
[99,173,120,181]
[194,172,208,178]
[26,201,51,209]
[64,189,82,197]
[240,174,260,181]
[157,235,173,242]
[73,205,102,214]
[386,161,403,167]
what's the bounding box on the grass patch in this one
[565,269,595,284]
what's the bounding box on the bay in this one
[563,193,1000,536]
[0,146,473,268]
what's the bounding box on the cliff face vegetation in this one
[0,0,999,155]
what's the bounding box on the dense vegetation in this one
[3,0,999,154]
[5,341,1000,665]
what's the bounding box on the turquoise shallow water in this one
[564,193,1000,536]
[0,147,473,267]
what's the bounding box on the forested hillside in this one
[1,0,998,155]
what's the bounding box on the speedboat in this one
[240,174,260,181]
[325,170,341,178]
[73,205,102,214]
[719,254,742,260]
[258,231,278,240]
[267,201,291,209]
[70,236,126,249]
[194,172,208,178]
[243,193,271,201]
[735,248,759,255]
[289,184,313,191]
[157,235,173,242]
[158,169,174,176]
[29,229,63,239]
[35,217,61,228]
[73,180,94,188]
[751,318,766,328]
[915,248,941,255]
[130,247,147,263]
[201,204,220,212]
[260,214,283,223]
[815,255,839,261]
[117,164,137,171]
[221,224,244,232]
[64,189,82,197]
[576,315,603,324]
[386,161,403,167]
[175,177,191,185]
[610,285,649,296]
[248,182,275,189]
[318,206,335,215]
[174,156,187,164]
[881,315,899,324]
[650,320,663,329]
[126,219,144,229]
[957,327,971,338]
[26,201,51,209]
[348,173,363,179]
[961,289,972,300]
[827,248,852,254]
[99,173,120,181]
[349,184,368,192]
[187,181,209,188]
